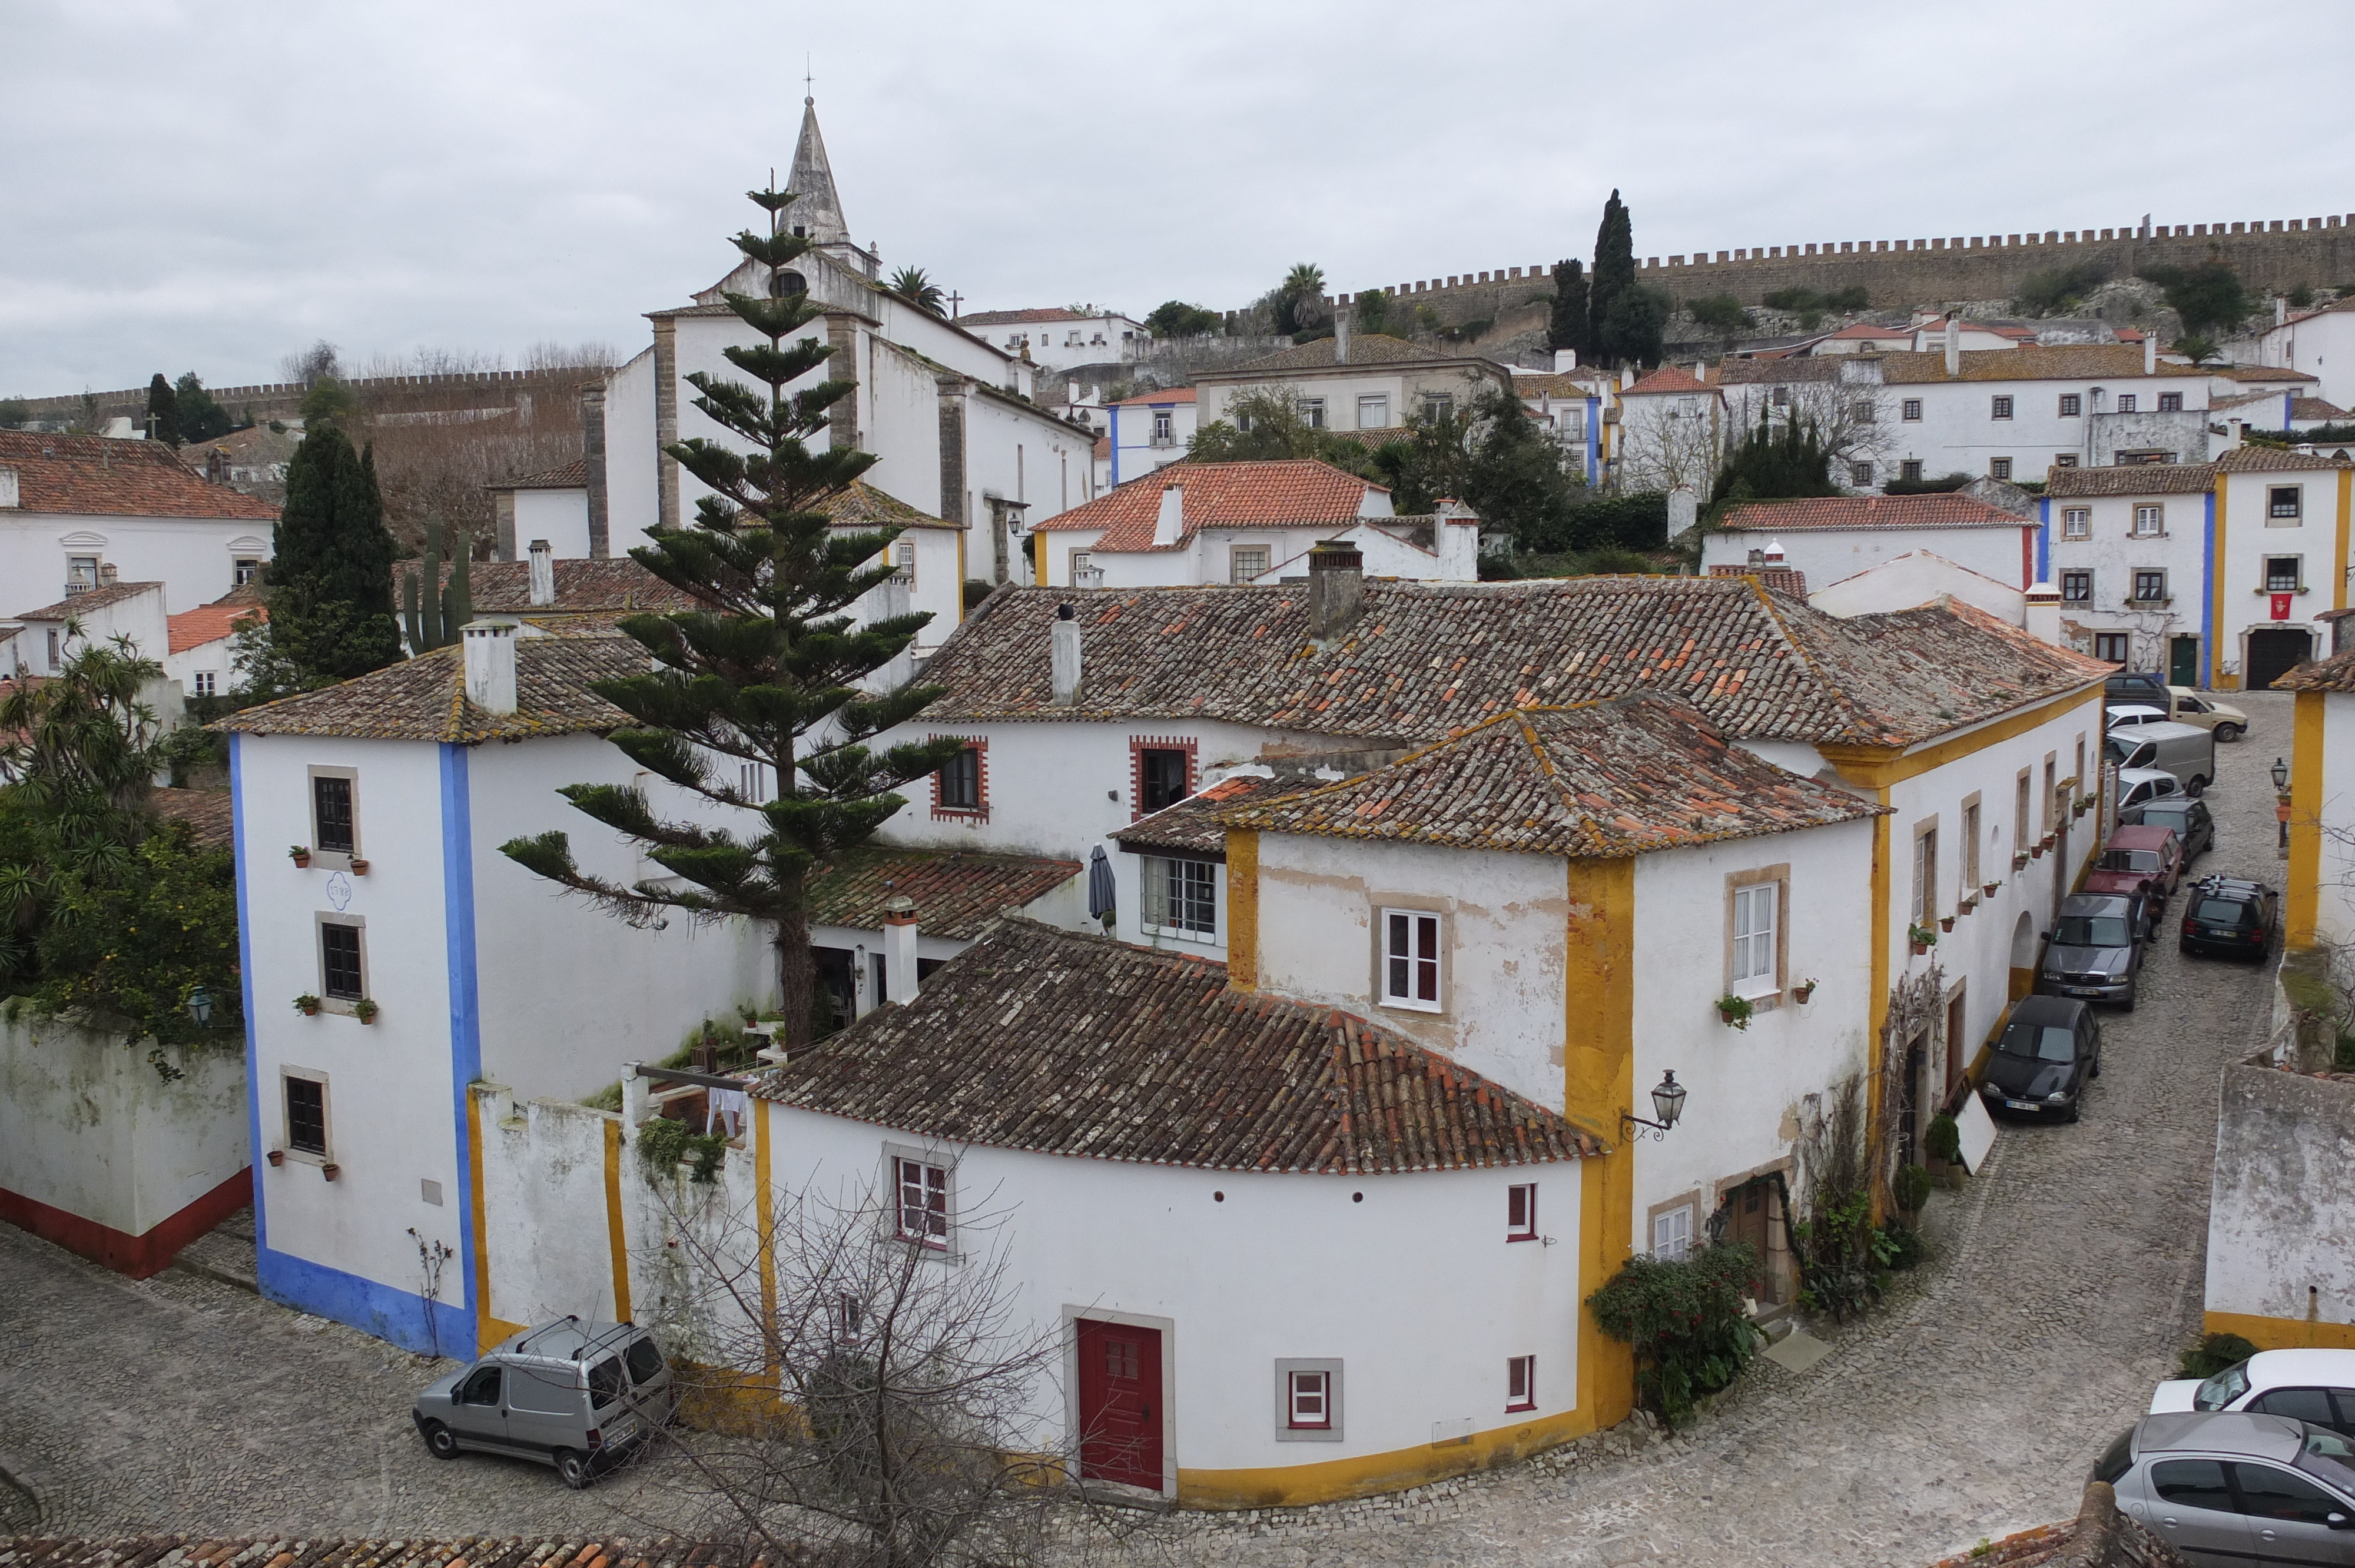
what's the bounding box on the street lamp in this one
[2275,757,2293,850]
[187,985,214,1028]
[2273,757,2291,793]
[1621,1070,1688,1142]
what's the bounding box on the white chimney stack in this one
[1154,482,1185,546]
[528,539,554,607]
[1554,349,1578,373]
[1944,319,1961,376]
[2144,332,2157,374]
[882,896,919,1004]
[1335,306,1352,364]
[462,620,518,715]
[1050,602,1082,705]
[0,467,17,509]
[2276,296,2289,326]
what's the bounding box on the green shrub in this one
[1878,1218,1926,1271]
[635,1112,728,1185]
[2178,1332,2260,1381]
[1687,294,1751,331]
[2015,261,2112,317]
[1558,490,1669,553]
[1825,285,1869,311]
[1762,287,1822,313]
[1586,1244,1763,1428]
[1893,1163,1935,1217]
[1792,1188,1884,1321]
[2287,283,2316,309]
[1883,472,1973,495]
[962,579,996,612]
[1925,1112,1963,1165]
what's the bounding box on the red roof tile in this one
[485,459,587,490]
[1707,564,1809,596]
[959,307,1092,326]
[1621,366,1713,396]
[167,602,264,653]
[0,430,277,520]
[1718,494,2028,532]
[1033,459,1384,550]
[807,845,1081,939]
[1111,387,1197,406]
[15,580,164,622]
[1112,774,1288,857]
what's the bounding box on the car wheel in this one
[421,1419,460,1460]
[2119,983,2137,1013]
[553,1449,593,1490]
[2090,1056,2102,1079]
[2186,776,2207,798]
[2214,723,2242,743]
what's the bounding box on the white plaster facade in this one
[0,511,270,622]
[1807,552,2028,623]
[1701,519,2036,593]
[964,310,1150,373]
[1104,390,1196,489]
[2235,301,2355,411]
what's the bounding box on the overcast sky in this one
[8,0,2354,396]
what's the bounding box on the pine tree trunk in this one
[777,891,815,1051]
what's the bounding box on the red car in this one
[2085,825,2184,911]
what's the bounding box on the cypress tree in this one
[264,426,402,684]
[499,184,966,1048]
[1588,190,1637,364]
[1548,259,1591,358]
[145,374,181,447]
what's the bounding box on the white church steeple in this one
[787,97,850,248]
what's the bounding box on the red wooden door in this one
[1075,1318,1163,1490]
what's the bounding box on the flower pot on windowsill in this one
[289,846,311,868]
[349,858,369,875]
[266,1149,285,1168]
[2042,833,2057,851]
[2031,843,2046,859]
[321,1162,340,1181]
[1959,894,1978,913]
[1792,980,1817,1004]
[1716,993,1754,1031]
[2012,853,2029,871]
[294,994,321,1016]
[353,999,379,1025]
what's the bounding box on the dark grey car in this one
[2095,1410,2355,1565]
[2124,796,2217,863]
[412,1318,674,1487]
[2038,892,2150,1009]
[1978,995,2100,1121]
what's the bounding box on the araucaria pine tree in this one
[499,185,964,1047]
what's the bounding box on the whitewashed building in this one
[1192,328,1511,437]
[1510,358,1609,487]
[957,307,1152,373]
[2228,295,2355,411]
[1699,494,2040,595]
[1103,386,1196,488]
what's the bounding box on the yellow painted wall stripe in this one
[2205,1309,2355,1352]
[1225,828,1260,992]
[467,1085,495,1354]
[1176,1404,1592,1509]
[1033,527,1048,586]
[1562,856,1635,1435]
[2337,470,2353,614]
[2288,689,2326,948]
[1817,686,2104,789]
[603,1117,632,1324]
[755,1096,778,1377]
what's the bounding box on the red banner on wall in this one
[2271,593,2294,621]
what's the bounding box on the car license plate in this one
[2067,987,2105,997]
[608,1416,639,1443]
[2005,1099,2040,1111]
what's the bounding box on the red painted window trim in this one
[1506,1355,1536,1412]
[1507,1182,1538,1243]
[929,735,990,823]
[1129,735,1198,822]
[1286,1368,1332,1430]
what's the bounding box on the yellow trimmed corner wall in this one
[2288,689,2326,949]
[1224,828,1260,992]
[1175,1406,1593,1509]
[1562,856,1636,1438]
[2205,1310,2355,1353]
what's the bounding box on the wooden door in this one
[1726,1180,1780,1304]
[1075,1319,1163,1490]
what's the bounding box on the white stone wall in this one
[2205,1052,2355,1339]
[1806,551,2027,622]
[2312,689,2355,949]
[0,513,269,623]
[602,349,659,547]
[512,488,591,560]
[1701,524,2032,594]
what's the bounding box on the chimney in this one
[0,467,18,509]
[528,539,554,607]
[1434,499,1480,580]
[1335,306,1352,364]
[2023,581,2062,647]
[462,620,518,715]
[1762,538,1786,564]
[1306,540,1365,639]
[1944,319,1961,376]
[1154,482,1185,546]
[2330,609,2355,657]
[2276,296,2289,326]
[2145,333,2157,375]
[1554,349,1578,373]
[1051,602,1082,705]
[881,896,919,1004]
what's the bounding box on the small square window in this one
[2058,394,2082,417]
[320,921,364,1001]
[1300,398,1326,430]
[1900,459,1924,481]
[2060,569,2092,602]
[1990,457,2013,481]
[1651,1204,1693,1260]
[1507,1183,1538,1242]
[1851,398,1875,425]
[2270,486,2303,520]
[1990,395,2014,420]
[2094,632,2130,663]
[936,745,983,812]
[1900,398,1922,422]
[2117,394,2137,414]
[2158,391,2183,412]
[1356,394,1389,430]
[193,670,218,697]
[1849,461,1873,486]
[1421,394,1454,423]
[894,1155,949,1248]
[234,557,261,585]
[2133,504,2164,537]
[2132,570,2167,603]
[2267,557,2301,592]
[1381,909,1442,1011]
[2062,507,2091,539]
[1275,1358,1344,1440]
[2054,453,2079,468]
[1288,1370,1331,1429]
[1506,1355,1537,1411]
[285,1074,327,1157]
[1230,546,1269,584]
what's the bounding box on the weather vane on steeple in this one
[804,55,814,106]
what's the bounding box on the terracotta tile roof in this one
[1216,334,1458,375]
[752,918,1603,1171]
[2208,363,2320,383]
[1621,366,1713,396]
[807,845,1080,940]
[1111,387,1197,406]
[2045,463,2218,497]
[915,577,2111,750]
[1223,695,1883,856]
[959,307,1090,326]
[0,1539,784,1568]
[1031,459,1384,549]
[14,581,164,622]
[2215,444,2354,471]
[485,459,587,490]
[1707,564,1809,596]
[2273,647,2355,692]
[217,635,646,742]
[1819,323,1912,341]
[2293,397,2350,420]
[442,559,695,614]
[1722,347,2207,386]
[1717,494,2029,532]
[0,430,278,520]
[150,787,234,848]
[167,602,264,653]
[1112,774,1286,857]
[817,479,956,531]
[1093,434,1110,459]
[1511,371,1602,398]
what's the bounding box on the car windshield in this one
[2295,1427,2355,1495]
[1998,1022,2077,1061]
[2099,849,2162,873]
[2195,1361,2252,1411]
[2195,899,2251,926]
[2055,915,2134,947]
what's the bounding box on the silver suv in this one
[2095,1410,2355,1564]
[412,1318,675,1487]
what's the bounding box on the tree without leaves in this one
[145,374,182,447]
[497,184,964,1051]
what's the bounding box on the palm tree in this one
[887,265,947,317]
[1279,263,1328,336]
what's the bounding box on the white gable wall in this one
[0,513,268,621]
[512,488,592,560]
[1701,524,2032,592]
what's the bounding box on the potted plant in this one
[293,994,321,1016]
[2012,851,2029,869]
[2030,840,2046,860]
[1983,880,2002,898]
[1907,921,1938,955]
[321,1162,341,1181]
[1792,978,1817,1004]
[354,998,379,1025]
[1716,992,1754,1031]
[266,1149,285,1168]
[1958,892,1978,913]
[1939,914,1956,932]
[289,845,311,868]
[350,858,370,875]
[1926,1111,1964,1186]
[2041,832,2057,851]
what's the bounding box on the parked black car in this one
[1980,995,2101,1121]
[2105,670,2171,704]
[2122,795,2217,863]
[2039,892,2151,1009]
[2181,876,2280,960]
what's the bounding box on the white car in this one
[2108,703,2171,729]
[2118,767,2183,812]
[2151,1348,2355,1436]
[2167,686,2251,743]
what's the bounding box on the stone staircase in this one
[169,1205,258,1294]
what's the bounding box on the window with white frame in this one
[1300,398,1326,430]
[1151,410,1174,446]
[234,557,261,585]
[1380,909,1441,1011]
[1288,1369,1331,1429]
[1910,825,1939,924]
[193,670,218,697]
[2133,504,2164,537]
[1961,798,1981,891]
[1069,549,1094,584]
[1357,394,1389,429]
[1730,881,1778,994]
[893,1155,949,1249]
[1142,856,1217,938]
[1505,1355,1536,1411]
[1275,1358,1343,1440]
[890,543,915,585]
[1421,394,1454,423]
[2062,507,2090,539]
[1651,1204,1693,1260]
[1507,1183,1538,1242]
[1230,546,1269,583]
[2270,486,2304,521]
[1991,395,2014,420]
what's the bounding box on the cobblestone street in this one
[0,698,2292,1564]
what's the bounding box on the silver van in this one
[413,1318,675,1487]
[2106,720,2216,798]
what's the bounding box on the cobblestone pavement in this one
[0,700,2291,1564]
